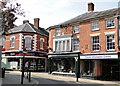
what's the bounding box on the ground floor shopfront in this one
[48,52,120,80]
[80,52,120,80]
[48,52,80,77]
[2,50,48,72]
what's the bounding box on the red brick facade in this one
[3,33,48,52]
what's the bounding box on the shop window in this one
[10,36,15,48]
[56,28,61,36]
[73,26,79,34]
[73,39,79,51]
[25,36,32,50]
[40,38,44,50]
[91,21,99,31]
[92,36,100,51]
[106,34,115,50]
[106,19,115,28]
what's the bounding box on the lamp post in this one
[74,55,80,82]
[21,49,27,84]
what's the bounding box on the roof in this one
[48,8,118,29]
[7,23,49,36]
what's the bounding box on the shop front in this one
[2,51,48,71]
[48,52,80,76]
[80,52,120,80]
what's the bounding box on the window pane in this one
[73,26,79,33]
[55,41,58,51]
[92,36,99,51]
[63,41,65,51]
[25,37,32,50]
[106,19,114,28]
[106,35,115,50]
[10,37,15,48]
[56,29,61,36]
[40,38,44,49]
[73,39,79,51]
[66,40,70,51]
[92,22,99,31]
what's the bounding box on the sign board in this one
[80,54,118,59]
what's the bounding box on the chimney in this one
[88,2,94,12]
[34,18,39,28]
[23,20,29,24]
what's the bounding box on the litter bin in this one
[2,68,5,78]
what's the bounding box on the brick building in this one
[2,18,49,71]
[48,3,120,80]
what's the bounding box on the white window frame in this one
[73,26,79,34]
[56,28,61,36]
[72,39,79,52]
[92,36,100,52]
[106,19,115,29]
[106,34,115,51]
[40,38,44,50]
[24,36,32,50]
[54,39,71,52]
[10,36,15,48]
[91,21,99,31]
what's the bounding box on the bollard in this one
[28,71,31,82]
[2,68,5,78]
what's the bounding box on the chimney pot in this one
[34,18,40,28]
[23,20,29,24]
[88,2,94,12]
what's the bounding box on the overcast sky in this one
[14,0,120,29]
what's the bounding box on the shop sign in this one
[80,54,118,59]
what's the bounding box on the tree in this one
[0,0,25,34]
[0,0,25,76]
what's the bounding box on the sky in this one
[12,0,120,29]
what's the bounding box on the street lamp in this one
[21,48,27,84]
[74,55,80,82]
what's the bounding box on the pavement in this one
[32,72,120,85]
[1,71,37,86]
[1,71,120,86]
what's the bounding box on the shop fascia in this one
[80,52,118,59]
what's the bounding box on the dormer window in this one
[56,28,61,36]
[73,26,79,34]
[106,19,115,28]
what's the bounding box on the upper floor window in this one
[106,19,115,28]
[106,34,115,50]
[73,39,79,51]
[73,26,79,34]
[92,36,100,51]
[40,38,44,50]
[10,36,15,48]
[55,40,70,52]
[25,36,32,50]
[56,28,61,36]
[92,22,99,31]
